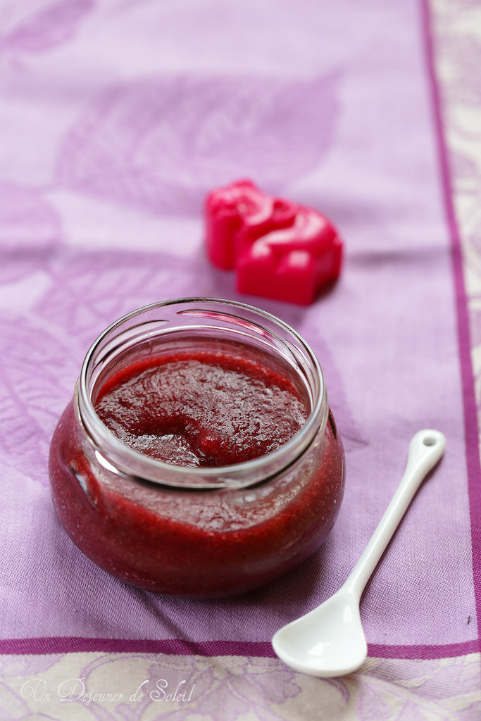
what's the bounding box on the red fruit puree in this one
[49,343,345,597]
[95,350,308,468]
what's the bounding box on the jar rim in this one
[78,297,328,489]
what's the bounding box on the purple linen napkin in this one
[0,0,478,661]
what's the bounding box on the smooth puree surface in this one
[95,350,308,467]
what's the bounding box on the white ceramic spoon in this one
[272,429,446,678]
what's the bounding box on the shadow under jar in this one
[49,298,345,598]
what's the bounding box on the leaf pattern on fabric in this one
[0,317,77,485]
[2,652,481,719]
[0,183,62,283]
[57,72,341,216]
[0,0,94,54]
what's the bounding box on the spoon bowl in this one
[273,589,367,677]
[273,429,446,677]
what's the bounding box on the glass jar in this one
[49,298,345,598]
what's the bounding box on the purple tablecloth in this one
[1,0,480,717]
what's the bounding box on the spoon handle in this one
[344,429,446,601]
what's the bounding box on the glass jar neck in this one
[78,297,328,490]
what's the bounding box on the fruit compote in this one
[49,298,345,597]
[95,349,308,467]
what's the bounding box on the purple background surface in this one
[0,0,477,655]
